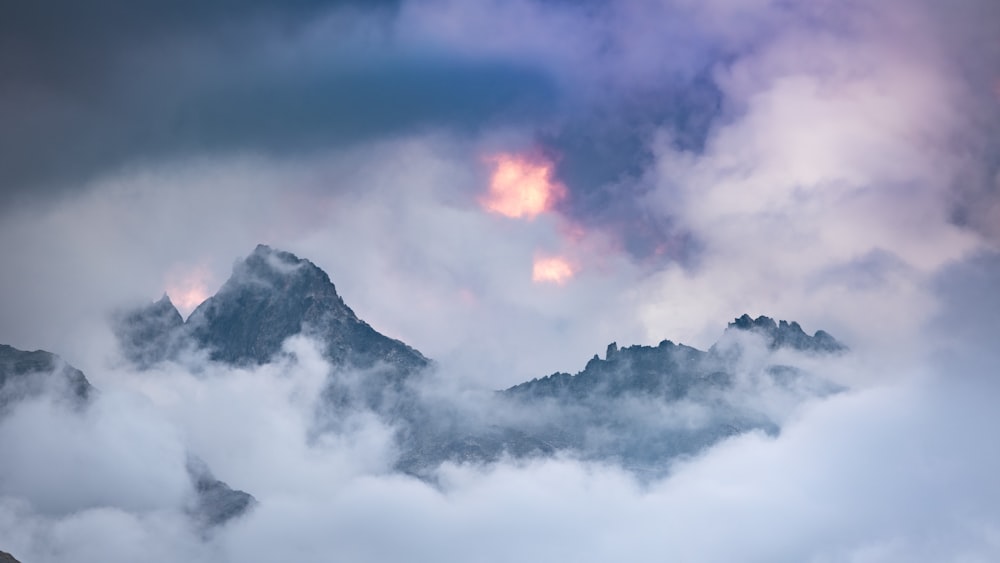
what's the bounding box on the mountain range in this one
[0,244,848,544]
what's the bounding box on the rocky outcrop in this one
[506,338,712,401]
[726,314,846,352]
[187,457,256,529]
[0,550,22,563]
[112,294,185,368]
[0,344,92,410]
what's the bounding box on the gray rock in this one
[0,344,92,411]
[399,316,846,474]
[186,457,256,529]
[111,294,185,368]
[187,245,428,375]
[114,246,429,392]
[726,314,847,353]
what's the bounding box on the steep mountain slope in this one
[117,245,429,379]
[189,245,428,375]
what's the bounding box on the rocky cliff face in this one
[188,245,428,375]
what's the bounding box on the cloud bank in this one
[1,327,997,562]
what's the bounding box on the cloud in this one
[627,0,999,352]
[0,394,190,516]
[2,331,998,562]
[1,0,999,560]
[0,1,556,202]
[0,134,654,388]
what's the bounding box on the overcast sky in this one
[2,0,1000,561]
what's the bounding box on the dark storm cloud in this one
[0,0,398,79]
[173,55,556,154]
[543,74,722,262]
[0,0,556,203]
[0,0,738,269]
[0,0,731,267]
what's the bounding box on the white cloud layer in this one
[1,333,997,562]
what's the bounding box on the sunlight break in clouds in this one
[165,265,212,318]
[532,255,576,285]
[480,152,567,219]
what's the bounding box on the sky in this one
[1,0,1000,561]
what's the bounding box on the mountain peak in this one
[728,314,845,353]
[230,244,316,285]
[113,245,429,378]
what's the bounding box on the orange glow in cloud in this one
[481,152,567,219]
[532,255,576,285]
[166,267,211,317]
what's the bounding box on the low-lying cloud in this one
[1,327,997,562]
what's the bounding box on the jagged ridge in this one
[728,313,846,352]
[398,315,846,476]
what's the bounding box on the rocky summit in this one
[117,245,429,380]
[727,313,846,353]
